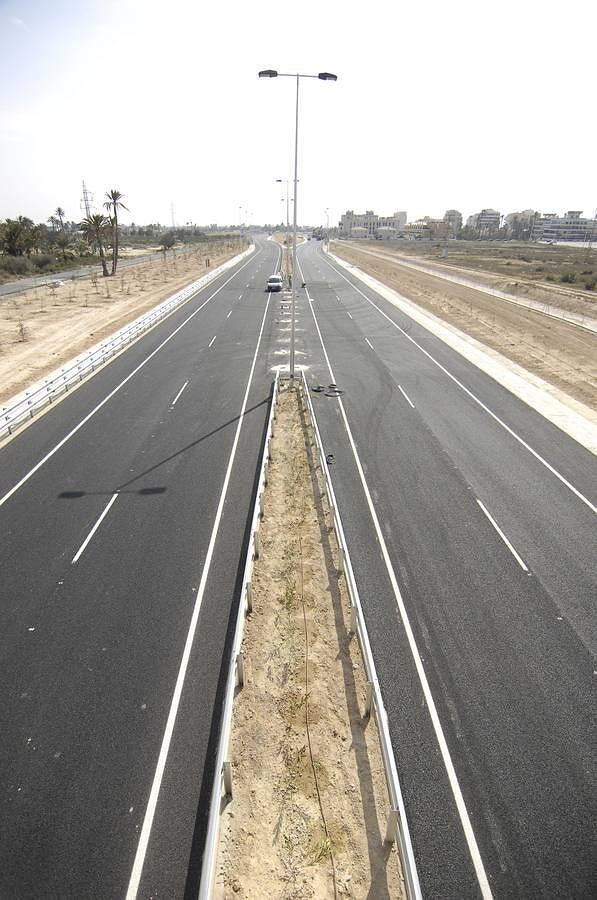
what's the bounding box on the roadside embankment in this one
[215,384,404,899]
[0,240,246,404]
[331,241,597,412]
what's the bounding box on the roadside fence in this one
[1,246,254,440]
[198,370,280,900]
[300,370,422,900]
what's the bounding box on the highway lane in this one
[296,240,597,898]
[0,239,282,897]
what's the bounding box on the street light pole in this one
[290,74,300,380]
[260,69,337,381]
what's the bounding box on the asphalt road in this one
[294,241,597,899]
[0,238,283,898]
[2,234,596,899]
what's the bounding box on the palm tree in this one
[103,189,128,275]
[81,214,110,277]
[55,233,73,262]
[55,207,66,231]
[48,215,59,231]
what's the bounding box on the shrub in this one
[32,254,54,270]
[0,256,29,275]
[560,272,576,283]
[581,269,593,275]
[584,280,596,291]
[545,274,555,282]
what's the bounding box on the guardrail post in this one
[338,546,345,576]
[349,603,357,635]
[223,761,233,796]
[385,808,398,845]
[246,581,253,612]
[254,529,260,559]
[259,493,264,518]
[364,681,373,718]
[236,652,245,687]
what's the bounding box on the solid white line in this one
[476,499,529,572]
[208,335,216,348]
[171,380,188,407]
[226,310,232,318]
[300,260,494,899]
[398,385,415,408]
[346,311,353,319]
[0,251,261,511]
[365,337,374,349]
[72,493,118,564]
[322,254,596,517]
[125,293,272,899]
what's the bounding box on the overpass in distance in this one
[0,236,595,898]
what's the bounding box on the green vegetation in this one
[103,190,128,275]
[0,213,95,282]
[80,214,111,277]
[1,194,247,285]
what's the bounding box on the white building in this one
[339,209,407,238]
[444,209,463,234]
[466,208,501,236]
[531,211,597,242]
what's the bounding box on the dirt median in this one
[215,384,404,899]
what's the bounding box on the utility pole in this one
[81,180,93,219]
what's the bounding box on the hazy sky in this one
[1,0,595,229]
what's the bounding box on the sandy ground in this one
[0,241,244,405]
[215,385,404,900]
[332,243,597,411]
[359,239,597,308]
[349,241,597,319]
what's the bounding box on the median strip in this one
[214,383,405,898]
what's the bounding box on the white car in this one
[266,274,284,292]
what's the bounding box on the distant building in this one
[339,209,407,239]
[504,209,537,240]
[466,208,501,236]
[443,209,463,235]
[531,211,597,242]
[404,216,451,240]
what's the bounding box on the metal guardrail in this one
[199,372,421,900]
[198,370,280,900]
[300,370,422,900]
[1,247,253,439]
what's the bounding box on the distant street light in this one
[260,69,337,379]
[276,178,291,263]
